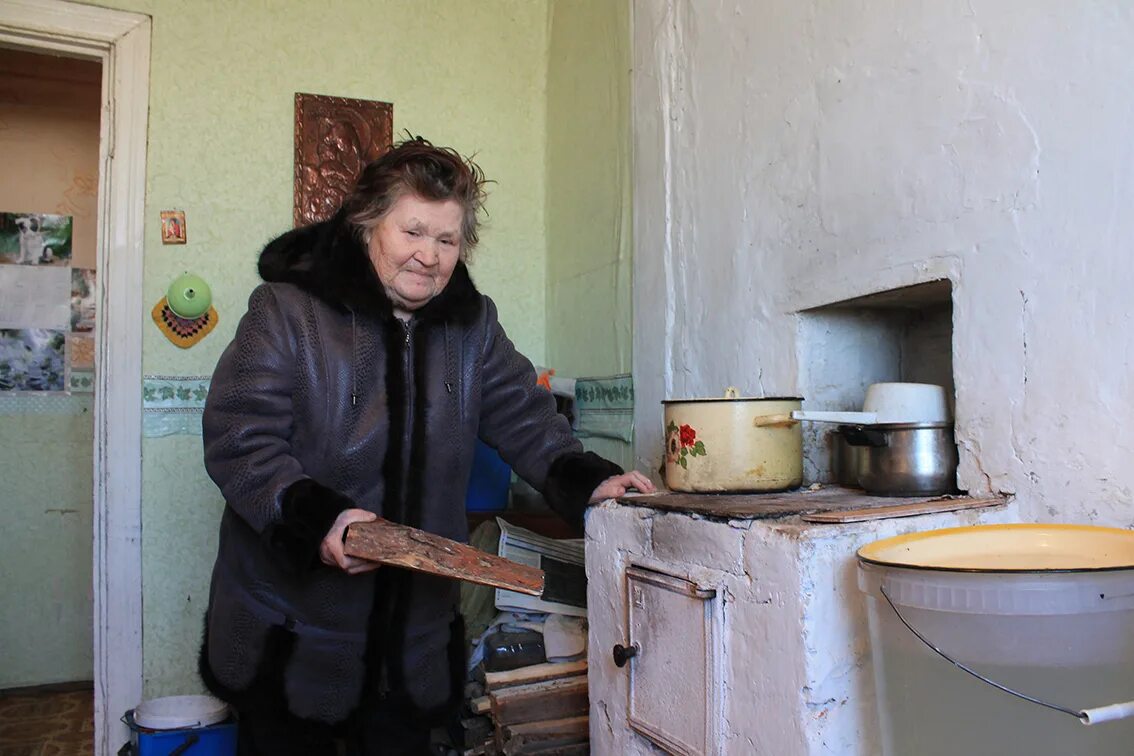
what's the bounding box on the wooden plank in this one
[504,736,588,755]
[344,519,544,595]
[485,661,587,690]
[801,496,1003,523]
[502,716,590,755]
[493,677,586,703]
[471,696,493,714]
[618,489,1006,520]
[491,677,589,726]
[504,735,588,755]
[504,716,589,740]
[522,744,588,756]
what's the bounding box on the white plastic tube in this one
[1079,701,1134,725]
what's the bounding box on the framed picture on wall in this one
[160,210,186,244]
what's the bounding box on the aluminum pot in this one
[831,432,864,488]
[839,422,958,496]
[663,389,803,493]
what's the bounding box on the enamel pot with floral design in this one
[662,388,804,493]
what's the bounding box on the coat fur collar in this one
[257,210,482,325]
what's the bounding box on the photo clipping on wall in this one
[0,212,73,266]
[0,328,66,392]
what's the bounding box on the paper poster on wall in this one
[69,333,94,370]
[0,212,73,266]
[0,328,66,392]
[71,268,95,332]
[0,265,71,330]
[69,369,95,394]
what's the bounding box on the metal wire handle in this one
[879,584,1088,722]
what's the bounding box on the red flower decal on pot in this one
[665,421,708,469]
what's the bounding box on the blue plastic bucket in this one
[466,439,511,511]
[122,695,237,756]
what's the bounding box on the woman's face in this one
[367,193,464,313]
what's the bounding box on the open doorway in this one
[0,46,101,749]
[0,3,149,754]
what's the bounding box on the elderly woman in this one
[199,137,653,755]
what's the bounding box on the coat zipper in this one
[350,311,358,406]
[400,317,414,523]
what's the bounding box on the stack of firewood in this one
[464,660,589,755]
[343,520,588,753]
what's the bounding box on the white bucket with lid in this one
[858,524,1134,756]
[123,694,236,755]
[133,695,230,730]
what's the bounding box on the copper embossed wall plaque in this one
[294,92,393,227]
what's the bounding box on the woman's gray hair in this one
[341,136,488,259]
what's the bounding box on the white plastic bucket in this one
[858,524,1134,756]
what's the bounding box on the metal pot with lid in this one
[663,387,803,493]
[792,383,959,496]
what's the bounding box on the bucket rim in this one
[131,694,230,730]
[857,523,1134,573]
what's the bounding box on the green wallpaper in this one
[545,0,633,468]
[0,398,94,688]
[95,0,551,369]
[87,0,553,697]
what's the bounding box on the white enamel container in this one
[662,388,803,493]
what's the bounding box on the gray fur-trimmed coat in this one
[199,211,620,725]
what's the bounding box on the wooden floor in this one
[0,686,93,756]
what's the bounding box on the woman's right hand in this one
[319,508,382,574]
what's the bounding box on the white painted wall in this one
[632,1,1134,524]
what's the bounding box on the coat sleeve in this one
[475,299,623,528]
[202,284,349,569]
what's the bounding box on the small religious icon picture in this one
[160,210,187,245]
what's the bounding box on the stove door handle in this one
[613,642,639,668]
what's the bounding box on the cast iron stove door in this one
[623,565,720,755]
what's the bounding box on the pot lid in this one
[858,524,1134,573]
[662,396,803,404]
[664,386,802,404]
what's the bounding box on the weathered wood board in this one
[485,661,587,691]
[619,487,1006,521]
[502,716,590,755]
[490,676,589,727]
[344,519,544,595]
[801,495,1001,523]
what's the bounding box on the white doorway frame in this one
[0,2,149,754]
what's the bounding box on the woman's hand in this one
[319,508,382,574]
[588,471,657,504]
